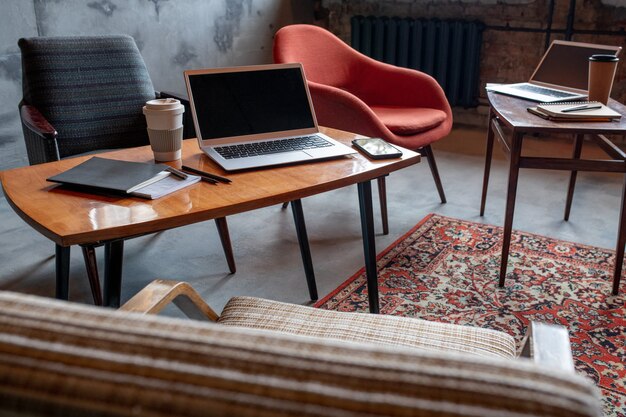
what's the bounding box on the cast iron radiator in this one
[351,16,485,107]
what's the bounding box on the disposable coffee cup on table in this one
[588,54,619,105]
[143,98,185,161]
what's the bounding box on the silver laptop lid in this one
[530,40,622,92]
[184,64,320,147]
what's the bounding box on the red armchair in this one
[274,24,453,233]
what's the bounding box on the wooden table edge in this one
[1,149,420,247]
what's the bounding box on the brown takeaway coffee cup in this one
[588,54,619,105]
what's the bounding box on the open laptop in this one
[184,63,356,171]
[488,40,622,102]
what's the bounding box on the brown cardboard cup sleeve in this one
[147,127,183,162]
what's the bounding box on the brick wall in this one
[321,0,626,127]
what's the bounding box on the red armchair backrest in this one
[273,25,360,89]
[273,24,453,150]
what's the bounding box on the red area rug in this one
[315,213,625,416]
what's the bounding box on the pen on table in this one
[168,166,217,184]
[179,166,219,184]
[166,166,188,179]
[561,104,603,113]
[196,175,218,185]
[181,165,232,183]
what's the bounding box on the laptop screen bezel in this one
[184,63,320,147]
[529,40,622,93]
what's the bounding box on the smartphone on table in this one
[352,138,403,160]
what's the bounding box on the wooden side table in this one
[481,92,626,294]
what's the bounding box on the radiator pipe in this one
[565,0,577,41]
[486,25,554,33]
[486,25,626,37]
[545,0,555,51]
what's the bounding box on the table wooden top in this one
[487,91,626,135]
[0,127,420,247]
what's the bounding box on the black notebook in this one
[47,157,170,194]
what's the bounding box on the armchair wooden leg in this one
[421,145,447,204]
[376,176,389,235]
[81,245,103,306]
[215,217,236,274]
[120,279,219,321]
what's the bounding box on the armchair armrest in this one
[124,280,576,374]
[352,56,452,112]
[156,91,196,139]
[309,79,453,150]
[120,279,219,321]
[19,102,61,164]
[520,321,575,372]
[19,103,57,140]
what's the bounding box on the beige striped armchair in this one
[0,280,600,417]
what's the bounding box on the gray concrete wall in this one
[0,0,311,171]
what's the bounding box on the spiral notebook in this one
[528,101,622,121]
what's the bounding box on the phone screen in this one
[353,138,401,156]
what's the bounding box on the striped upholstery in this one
[219,296,516,358]
[0,291,601,417]
[19,35,155,160]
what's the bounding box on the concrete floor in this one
[0,127,623,313]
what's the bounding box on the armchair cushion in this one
[370,106,448,135]
[0,291,601,417]
[219,296,516,358]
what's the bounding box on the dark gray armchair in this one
[18,35,235,305]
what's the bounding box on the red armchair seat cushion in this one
[370,106,448,136]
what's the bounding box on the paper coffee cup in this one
[588,54,619,105]
[143,98,185,161]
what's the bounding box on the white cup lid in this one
[145,98,182,110]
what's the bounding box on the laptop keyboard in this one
[215,136,333,159]
[513,84,575,98]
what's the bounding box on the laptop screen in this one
[532,42,621,90]
[187,66,316,140]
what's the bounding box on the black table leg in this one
[564,134,584,221]
[377,176,389,235]
[215,217,236,274]
[103,240,124,307]
[499,132,523,287]
[358,180,379,314]
[480,109,496,216]
[290,199,318,301]
[55,244,70,300]
[613,175,626,295]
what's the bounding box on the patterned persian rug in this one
[315,214,625,417]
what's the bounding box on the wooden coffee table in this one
[481,92,626,294]
[0,127,420,313]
